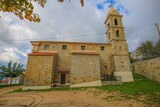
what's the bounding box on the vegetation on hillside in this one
[138,41,160,59]
[130,40,160,62]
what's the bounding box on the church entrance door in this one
[60,73,66,84]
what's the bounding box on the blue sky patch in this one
[94,0,129,14]
[96,3,104,10]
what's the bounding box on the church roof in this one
[105,6,121,24]
[107,6,119,15]
[31,41,111,45]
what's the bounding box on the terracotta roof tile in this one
[71,51,99,55]
[28,52,57,56]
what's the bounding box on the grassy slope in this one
[95,73,160,104]
[96,73,160,95]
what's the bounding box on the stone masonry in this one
[24,52,57,87]
[105,6,133,82]
[133,57,160,83]
[71,52,101,86]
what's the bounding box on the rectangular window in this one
[44,44,49,50]
[101,46,105,51]
[62,45,67,50]
[81,46,85,50]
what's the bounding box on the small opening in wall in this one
[108,23,110,27]
[44,44,49,50]
[101,46,105,51]
[115,18,118,25]
[81,46,85,50]
[116,30,119,37]
[62,45,67,50]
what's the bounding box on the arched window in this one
[108,23,110,27]
[116,30,119,37]
[114,18,118,25]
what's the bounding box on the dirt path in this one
[0,88,159,107]
[0,86,22,96]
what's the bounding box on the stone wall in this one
[31,41,113,84]
[71,53,101,86]
[24,53,57,86]
[133,57,160,83]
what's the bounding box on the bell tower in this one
[105,6,133,82]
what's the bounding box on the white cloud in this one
[0,48,20,63]
[0,0,160,67]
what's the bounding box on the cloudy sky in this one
[0,0,160,68]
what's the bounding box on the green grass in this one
[9,73,160,104]
[96,80,160,95]
[11,73,160,95]
[95,73,160,104]
[96,73,160,95]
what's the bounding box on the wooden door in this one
[60,73,66,84]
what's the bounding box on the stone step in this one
[102,81,123,85]
[54,84,70,88]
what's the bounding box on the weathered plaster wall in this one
[134,57,160,83]
[24,55,57,86]
[71,54,101,85]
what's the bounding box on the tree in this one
[137,41,160,60]
[138,41,155,59]
[0,61,23,85]
[0,71,5,80]
[0,0,47,22]
[154,41,160,56]
[0,0,84,22]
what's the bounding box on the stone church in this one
[23,7,133,90]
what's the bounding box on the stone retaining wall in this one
[133,57,160,83]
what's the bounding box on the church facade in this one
[23,7,133,90]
